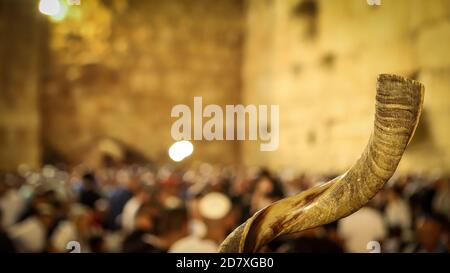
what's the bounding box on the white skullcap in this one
[199,192,231,220]
[164,196,183,209]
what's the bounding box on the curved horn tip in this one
[219,73,425,253]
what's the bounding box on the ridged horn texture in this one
[219,74,425,253]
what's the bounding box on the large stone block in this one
[416,19,450,69]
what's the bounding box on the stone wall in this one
[241,0,450,175]
[42,0,244,167]
[0,0,43,170]
[1,0,449,174]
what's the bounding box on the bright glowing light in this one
[39,0,68,21]
[168,141,194,162]
[39,0,61,16]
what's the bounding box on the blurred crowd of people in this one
[0,163,449,253]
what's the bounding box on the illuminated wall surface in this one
[0,0,449,174]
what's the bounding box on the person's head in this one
[69,204,92,236]
[255,171,284,197]
[415,213,445,251]
[134,202,160,232]
[118,170,151,196]
[32,188,57,213]
[0,173,20,197]
[136,184,154,203]
[82,172,97,189]
[386,186,403,202]
[388,225,403,239]
[35,203,56,228]
[198,192,233,242]
[250,173,284,213]
[159,206,189,240]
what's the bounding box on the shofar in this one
[219,74,425,253]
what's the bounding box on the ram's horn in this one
[219,74,424,253]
